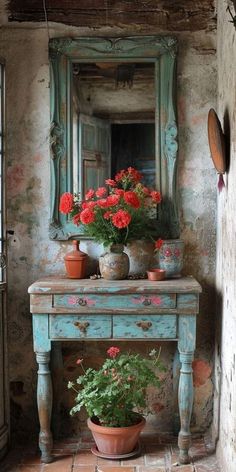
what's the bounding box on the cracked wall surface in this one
[0,19,217,437]
[215,1,236,471]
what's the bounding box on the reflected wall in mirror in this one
[49,36,179,240]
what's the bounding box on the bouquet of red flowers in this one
[59,167,162,247]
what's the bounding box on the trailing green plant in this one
[68,346,165,427]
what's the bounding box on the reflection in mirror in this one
[49,36,179,240]
[72,62,156,198]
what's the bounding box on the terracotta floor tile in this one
[43,455,73,471]
[97,467,136,472]
[74,449,97,465]
[144,446,167,467]
[171,465,194,472]
[138,467,166,472]
[73,467,96,472]
[97,457,121,466]
[120,454,144,466]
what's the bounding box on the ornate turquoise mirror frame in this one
[49,36,179,240]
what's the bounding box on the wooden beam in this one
[7,0,216,31]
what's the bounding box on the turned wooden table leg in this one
[178,350,194,464]
[36,351,53,463]
[177,313,196,465]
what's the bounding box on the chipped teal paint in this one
[53,293,176,311]
[33,314,51,352]
[36,352,53,464]
[49,35,179,240]
[113,315,176,339]
[177,294,198,312]
[178,315,196,352]
[177,314,196,464]
[49,314,112,339]
[29,277,201,465]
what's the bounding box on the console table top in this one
[28,275,202,295]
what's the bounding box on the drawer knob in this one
[74,321,90,333]
[136,321,152,331]
[77,298,87,306]
[142,298,151,306]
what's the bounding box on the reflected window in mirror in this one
[72,62,156,197]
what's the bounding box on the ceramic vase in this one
[124,240,155,275]
[99,244,129,280]
[87,415,146,456]
[64,240,87,279]
[158,239,184,277]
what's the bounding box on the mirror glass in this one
[72,61,156,198]
[49,36,179,240]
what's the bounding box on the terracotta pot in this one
[64,240,88,279]
[158,239,184,277]
[99,244,129,280]
[124,240,155,275]
[147,269,166,281]
[87,415,146,455]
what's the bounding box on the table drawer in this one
[113,315,177,339]
[49,314,112,339]
[53,293,176,312]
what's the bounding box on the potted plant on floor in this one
[68,346,164,458]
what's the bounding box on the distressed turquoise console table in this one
[28,276,201,464]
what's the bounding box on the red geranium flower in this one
[73,213,81,226]
[107,194,120,206]
[85,189,95,200]
[76,358,83,365]
[103,211,112,220]
[96,187,107,198]
[114,188,124,196]
[105,179,116,187]
[115,169,126,182]
[107,346,120,358]
[96,199,108,208]
[150,190,162,203]
[80,208,95,224]
[155,238,163,250]
[127,167,142,183]
[112,209,131,228]
[87,201,97,209]
[59,192,73,214]
[124,191,140,208]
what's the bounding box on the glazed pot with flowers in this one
[68,346,164,458]
[59,167,162,280]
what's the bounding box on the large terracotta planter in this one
[87,415,146,455]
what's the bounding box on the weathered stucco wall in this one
[0,23,217,437]
[215,1,236,470]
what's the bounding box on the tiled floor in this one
[0,433,221,472]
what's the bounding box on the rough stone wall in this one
[215,1,236,470]
[0,22,217,437]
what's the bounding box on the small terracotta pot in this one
[64,240,88,279]
[147,269,166,281]
[87,416,146,455]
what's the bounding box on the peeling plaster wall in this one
[0,23,217,437]
[215,1,236,470]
